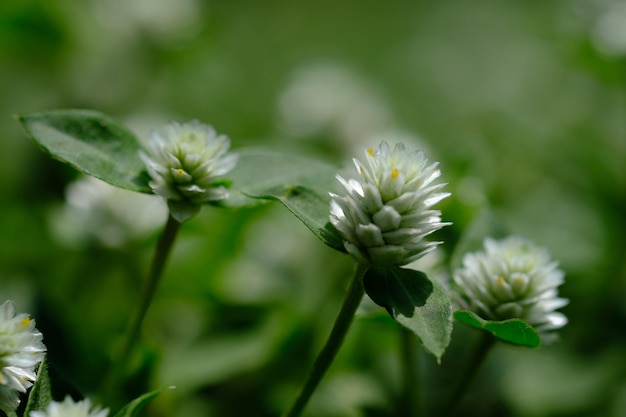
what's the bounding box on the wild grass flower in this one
[29,397,108,417]
[0,301,46,412]
[330,141,450,266]
[140,120,238,222]
[453,236,568,341]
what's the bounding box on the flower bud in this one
[453,236,568,341]
[140,120,238,222]
[330,141,450,266]
[0,301,46,413]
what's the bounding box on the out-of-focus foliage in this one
[1,0,624,416]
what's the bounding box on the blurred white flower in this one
[588,0,626,56]
[91,0,201,43]
[330,141,450,266]
[453,236,568,341]
[277,63,391,145]
[30,397,108,417]
[50,176,167,248]
[0,301,46,412]
[140,120,238,222]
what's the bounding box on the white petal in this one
[355,223,385,247]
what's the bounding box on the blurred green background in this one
[1,0,625,416]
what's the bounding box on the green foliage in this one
[24,357,52,416]
[112,389,171,417]
[225,149,339,206]
[3,1,625,416]
[17,112,344,240]
[363,267,452,360]
[225,149,344,250]
[246,185,344,251]
[18,110,151,194]
[454,310,541,348]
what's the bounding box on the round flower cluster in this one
[30,397,108,417]
[453,236,568,340]
[140,120,238,222]
[330,141,450,266]
[0,300,46,412]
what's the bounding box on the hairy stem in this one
[400,326,422,417]
[282,263,368,417]
[445,331,495,417]
[102,215,181,403]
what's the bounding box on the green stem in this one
[400,326,421,417]
[103,214,181,402]
[282,263,368,417]
[445,332,495,417]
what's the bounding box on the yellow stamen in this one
[177,169,184,176]
[20,317,31,327]
[367,148,374,156]
[496,276,505,288]
[391,168,399,179]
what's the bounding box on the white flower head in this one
[453,236,568,341]
[140,120,238,222]
[330,141,450,266]
[30,396,109,417]
[0,301,46,412]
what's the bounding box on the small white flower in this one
[453,236,568,341]
[30,397,108,417]
[51,176,168,248]
[0,301,46,412]
[140,120,238,222]
[330,141,450,266]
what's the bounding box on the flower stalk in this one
[103,215,181,403]
[282,264,368,417]
[400,326,422,417]
[444,332,495,417]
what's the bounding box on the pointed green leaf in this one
[18,109,151,193]
[24,356,52,415]
[454,310,541,348]
[363,267,452,359]
[112,388,173,417]
[223,148,344,250]
[253,185,344,251]
[223,148,339,206]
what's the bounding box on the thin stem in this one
[445,331,496,417]
[400,326,421,417]
[102,214,181,402]
[282,263,368,417]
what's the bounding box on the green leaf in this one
[363,267,452,360]
[454,310,541,348]
[224,148,344,250]
[224,148,339,206]
[24,356,52,415]
[18,109,151,193]
[254,185,344,251]
[112,388,173,417]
